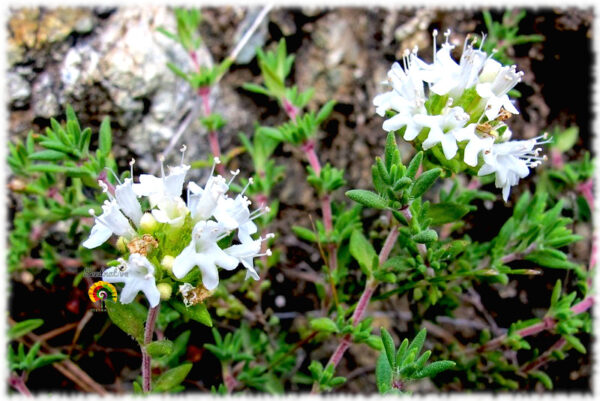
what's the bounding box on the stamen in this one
[240,177,254,196]
[129,158,135,179]
[228,169,240,186]
[88,208,96,216]
[208,157,221,179]
[432,29,438,61]
[180,144,187,164]
[159,155,166,180]
[104,167,122,185]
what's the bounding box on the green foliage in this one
[243,39,314,108]
[309,361,347,392]
[8,342,67,375]
[105,301,147,344]
[157,9,203,52]
[7,106,116,276]
[9,319,44,340]
[307,163,346,195]
[153,363,193,393]
[478,10,545,65]
[263,101,335,145]
[376,328,455,394]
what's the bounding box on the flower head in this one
[102,253,160,307]
[478,134,550,201]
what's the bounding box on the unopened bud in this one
[140,213,158,233]
[116,236,128,253]
[157,283,172,301]
[161,255,175,273]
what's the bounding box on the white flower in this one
[133,155,190,207]
[373,51,428,140]
[172,220,239,290]
[414,106,470,160]
[151,196,189,227]
[102,253,160,307]
[225,234,273,281]
[453,124,495,167]
[418,30,489,99]
[83,197,137,249]
[187,158,230,222]
[478,134,549,201]
[476,59,522,120]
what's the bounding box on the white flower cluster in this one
[83,147,271,307]
[374,30,549,201]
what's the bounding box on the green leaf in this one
[29,149,67,161]
[410,168,441,198]
[553,127,578,152]
[9,319,44,339]
[99,117,112,156]
[310,317,339,333]
[346,189,388,209]
[154,363,193,392]
[105,301,146,344]
[415,360,455,379]
[242,83,271,97]
[292,226,317,242]
[564,334,586,354]
[426,202,472,225]
[412,229,438,244]
[525,249,579,270]
[350,230,378,276]
[407,328,427,358]
[315,100,336,125]
[550,280,562,306]
[376,353,392,394]
[30,353,67,371]
[380,327,396,369]
[529,370,553,390]
[406,152,423,179]
[384,132,400,170]
[146,340,174,358]
[187,303,212,327]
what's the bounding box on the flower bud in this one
[161,255,175,273]
[140,212,158,233]
[157,283,172,301]
[116,236,128,253]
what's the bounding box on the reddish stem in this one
[311,226,399,393]
[198,87,225,175]
[576,178,594,211]
[282,98,299,120]
[9,374,32,397]
[142,305,160,393]
[302,140,322,176]
[477,296,594,353]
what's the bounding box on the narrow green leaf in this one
[410,168,441,198]
[310,317,339,333]
[407,328,427,358]
[9,319,44,339]
[426,202,472,226]
[350,230,377,276]
[154,363,193,392]
[146,340,174,358]
[376,353,392,394]
[415,360,455,379]
[412,229,438,244]
[380,328,396,369]
[346,189,388,209]
[99,117,112,156]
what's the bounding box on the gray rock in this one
[7,72,31,108]
[32,73,59,118]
